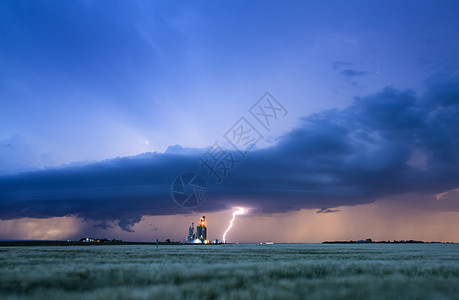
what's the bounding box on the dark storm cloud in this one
[1,78,459,231]
[316,208,340,214]
[0,153,200,231]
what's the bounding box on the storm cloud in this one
[1,78,459,231]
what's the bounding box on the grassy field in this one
[1,244,458,299]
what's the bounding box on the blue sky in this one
[2,0,458,171]
[1,1,459,241]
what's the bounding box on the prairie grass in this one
[1,244,458,299]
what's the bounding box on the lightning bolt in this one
[223,207,246,243]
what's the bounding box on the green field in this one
[1,244,458,299]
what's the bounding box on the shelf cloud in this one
[1,77,459,231]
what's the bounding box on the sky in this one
[1,0,459,242]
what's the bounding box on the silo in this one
[196,216,207,242]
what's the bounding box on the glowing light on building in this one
[196,216,207,242]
